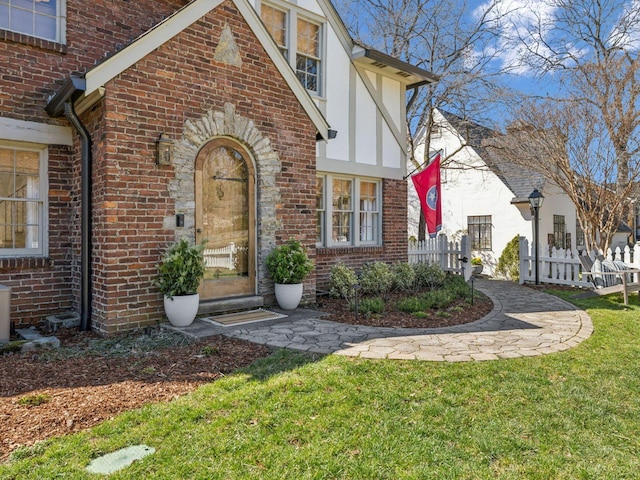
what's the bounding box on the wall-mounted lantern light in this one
[156,134,173,166]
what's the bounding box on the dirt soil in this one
[1,294,492,461]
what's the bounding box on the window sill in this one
[317,245,384,255]
[0,257,55,272]
[0,29,67,53]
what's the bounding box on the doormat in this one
[203,309,287,327]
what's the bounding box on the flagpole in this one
[403,149,443,180]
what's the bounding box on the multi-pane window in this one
[0,0,66,43]
[576,218,585,248]
[317,175,381,246]
[359,181,379,243]
[468,215,492,250]
[260,3,287,58]
[261,1,323,95]
[0,145,47,256]
[296,18,320,93]
[332,178,352,244]
[553,214,566,248]
[316,176,325,244]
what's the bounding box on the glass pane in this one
[35,0,57,15]
[332,212,351,243]
[10,7,33,36]
[316,176,324,209]
[316,211,324,243]
[332,179,352,210]
[360,212,377,242]
[261,4,286,48]
[201,145,249,279]
[35,13,56,40]
[0,5,9,30]
[360,182,377,211]
[297,18,318,56]
[13,0,34,9]
[16,150,39,175]
[0,174,13,198]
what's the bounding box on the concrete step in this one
[198,295,264,316]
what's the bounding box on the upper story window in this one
[0,144,48,257]
[260,3,287,57]
[0,0,66,43]
[260,0,323,96]
[295,18,320,93]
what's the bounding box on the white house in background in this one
[409,109,580,276]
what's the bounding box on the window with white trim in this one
[0,144,47,257]
[260,3,287,58]
[317,174,382,247]
[0,0,66,43]
[260,0,323,96]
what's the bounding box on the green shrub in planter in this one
[265,239,314,284]
[155,238,206,299]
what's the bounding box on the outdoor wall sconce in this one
[156,134,173,166]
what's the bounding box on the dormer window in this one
[0,0,66,44]
[260,0,324,96]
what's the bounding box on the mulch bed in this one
[1,291,493,462]
[317,292,493,329]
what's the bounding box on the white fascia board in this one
[0,117,73,146]
[233,0,330,140]
[85,0,225,95]
[315,0,353,53]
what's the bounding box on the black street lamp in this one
[529,189,544,285]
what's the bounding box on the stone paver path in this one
[181,279,593,362]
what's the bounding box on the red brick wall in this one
[86,2,317,333]
[315,178,408,291]
[0,1,187,328]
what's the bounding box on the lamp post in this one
[529,189,544,285]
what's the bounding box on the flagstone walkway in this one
[177,279,593,362]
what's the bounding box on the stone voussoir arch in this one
[170,102,282,291]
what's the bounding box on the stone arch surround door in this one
[171,103,282,300]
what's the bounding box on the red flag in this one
[411,153,442,238]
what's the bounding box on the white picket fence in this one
[408,234,472,280]
[519,236,640,287]
[203,243,238,270]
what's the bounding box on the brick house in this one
[1,0,435,334]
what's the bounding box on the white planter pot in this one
[163,293,199,327]
[274,283,303,310]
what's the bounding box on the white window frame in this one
[259,0,325,97]
[317,174,382,247]
[0,0,67,44]
[0,142,48,257]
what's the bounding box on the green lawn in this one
[3,291,640,479]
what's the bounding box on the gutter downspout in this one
[64,101,92,331]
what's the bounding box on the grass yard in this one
[2,290,640,479]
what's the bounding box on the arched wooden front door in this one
[195,138,255,299]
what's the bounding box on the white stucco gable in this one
[409,109,578,276]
